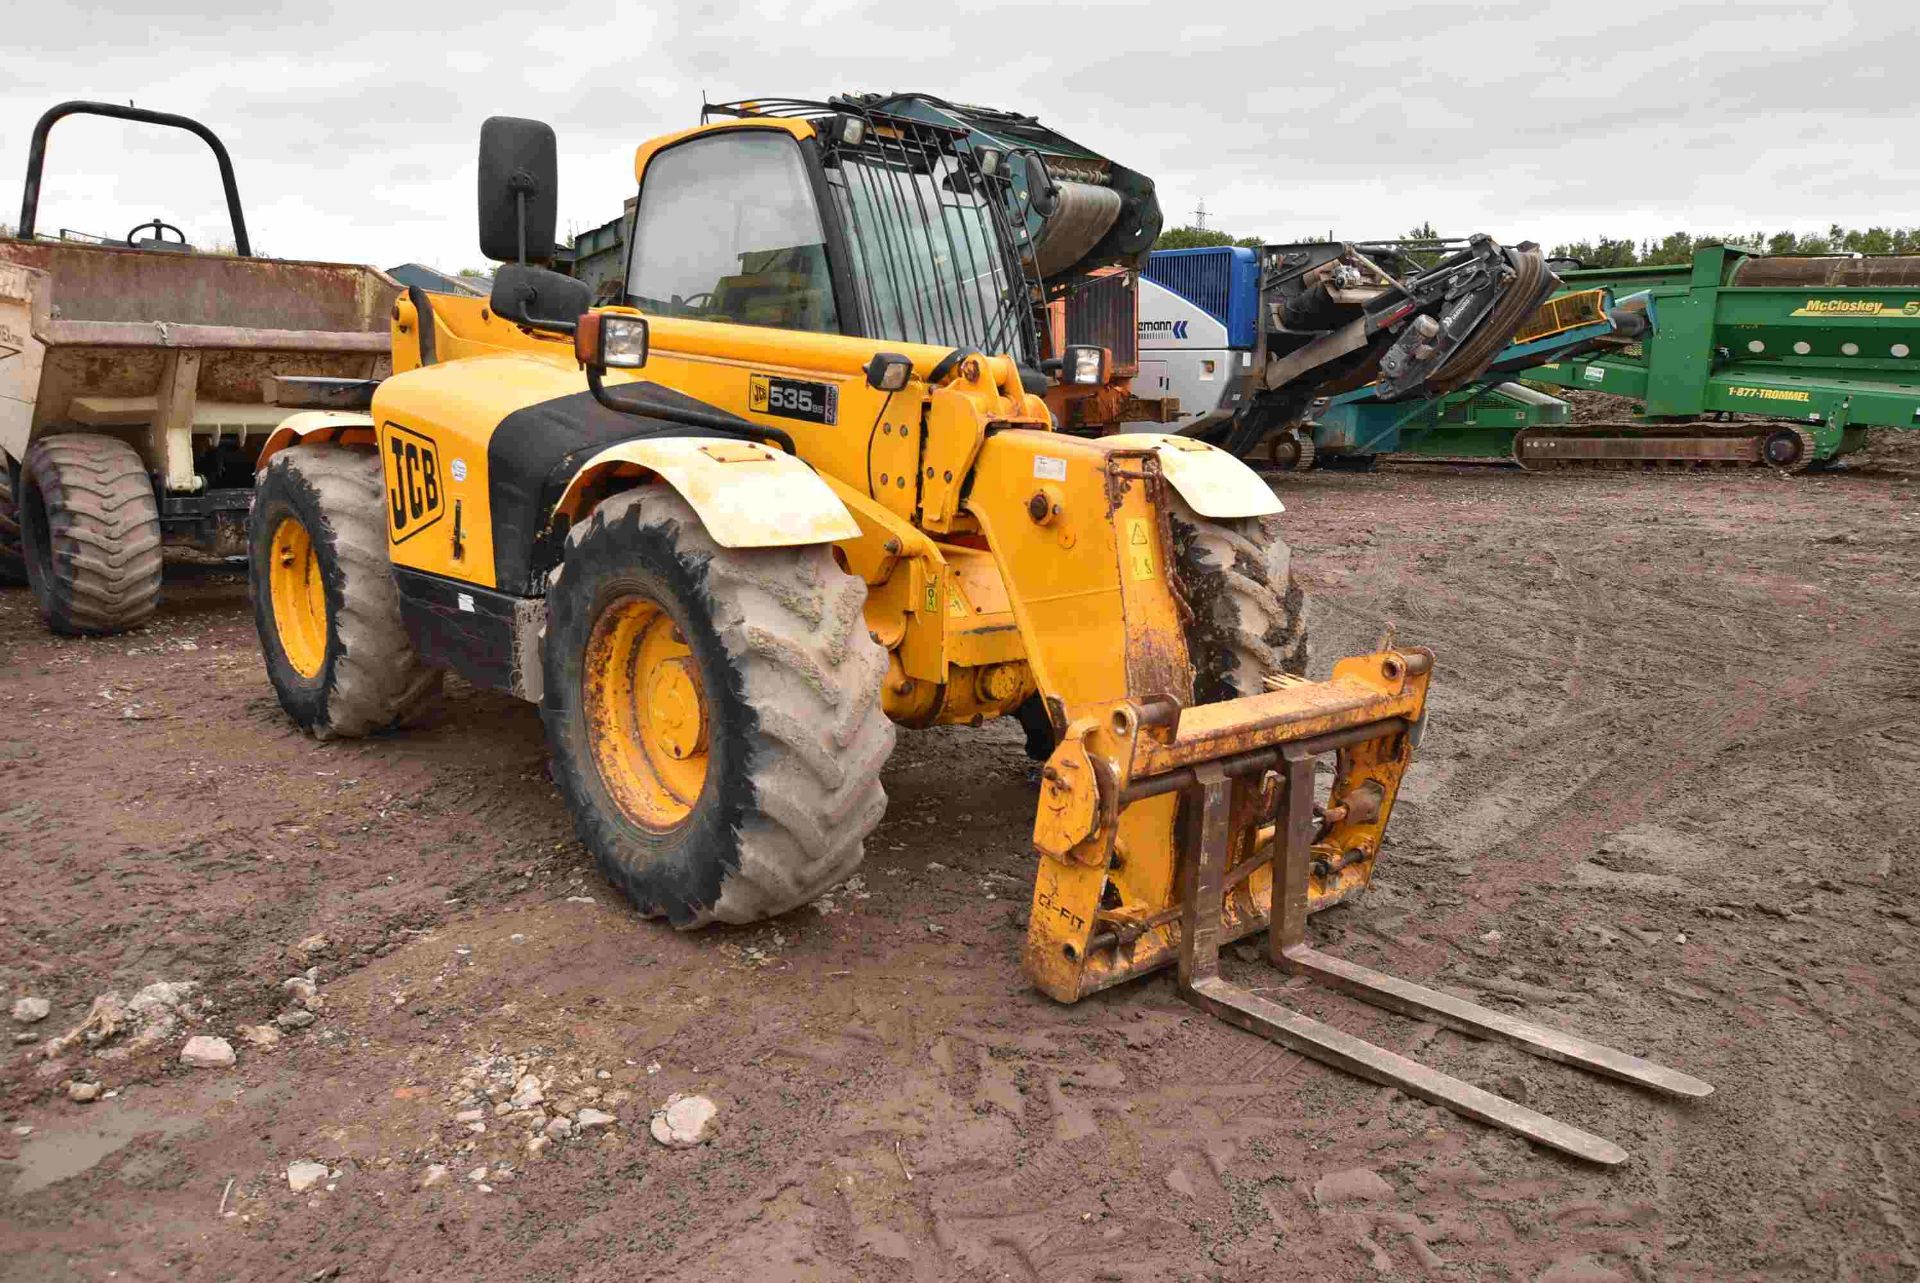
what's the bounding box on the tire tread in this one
[550,488,894,926]
[20,435,162,635]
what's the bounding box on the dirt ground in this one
[2,436,1917,1282]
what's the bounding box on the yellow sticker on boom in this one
[1126,518,1156,581]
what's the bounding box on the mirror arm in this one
[505,300,576,334]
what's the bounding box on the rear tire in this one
[1169,496,1309,701]
[542,487,894,927]
[249,447,439,739]
[18,434,162,634]
[0,461,25,586]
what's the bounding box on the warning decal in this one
[1126,518,1156,581]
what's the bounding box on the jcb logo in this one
[383,423,444,543]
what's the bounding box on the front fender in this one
[557,438,860,549]
[255,411,377,470]
[1100,433,1283,519]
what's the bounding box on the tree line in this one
[1547,226,1920,267]
[1156,222,1920,265]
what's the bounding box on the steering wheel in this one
[675,292,715,313]
[126,218,188,249]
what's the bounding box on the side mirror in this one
[478,116,558,263]
[574,312,649,370]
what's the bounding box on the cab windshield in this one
[627,132,841,334]
[625,119,1038,364]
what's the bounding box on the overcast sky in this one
[3,0,1912,271]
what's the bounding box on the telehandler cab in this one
[249,99,1708,1164]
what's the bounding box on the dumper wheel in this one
[248,448,440,739]
[0,462,25,585]
[543,488,894,927]
[18,434,162,635]
[1169,496,1309,701]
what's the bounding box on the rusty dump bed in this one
[0,239,397,469]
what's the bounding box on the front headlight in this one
[601,315,650,368]
[574,311,650,370]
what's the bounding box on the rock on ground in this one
[1312,1167,1394,1206]
[180,1036,236,1069]
[418,1164,450,1189]
[286,1161,329,1193]
[11,996,50,1024]
[575,1107,616,1130]
[67,1080,103,1102]
[45,981,198,1059]
[509,1074,544,1109]
[128,981,195,1020]
[649,1094,718,1148]
[43,993,130,1058]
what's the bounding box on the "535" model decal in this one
[748,374,838,426]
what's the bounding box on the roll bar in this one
[17,100,250,256]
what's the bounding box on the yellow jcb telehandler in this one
[247,98,1708,1164]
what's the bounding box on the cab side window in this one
[627,132,840,335]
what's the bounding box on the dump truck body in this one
[0,100,399,635]
[0,239,395,519]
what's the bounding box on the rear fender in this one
[255,411,377,470]
[1099,433,1283,519]
[556,438,859,549]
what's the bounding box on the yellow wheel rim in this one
[584,594,711,832]
[268,515,328,679]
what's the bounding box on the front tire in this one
[1018,496,1312,761]
[249,448,439,739]
[18,434,162,634]
[1169,496,1309,701]
[542,488,894,927]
